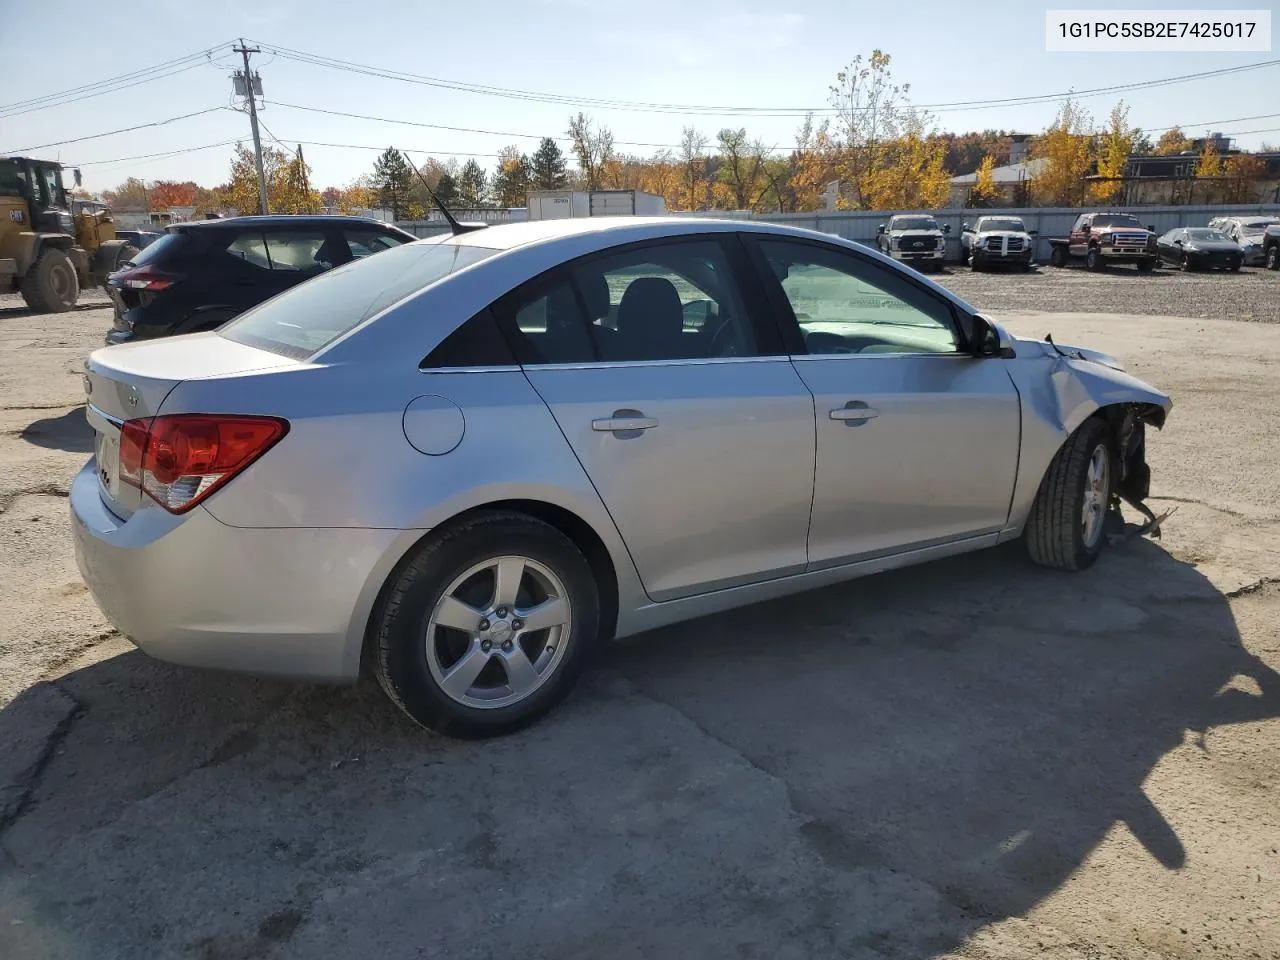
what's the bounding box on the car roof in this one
[448,215,791,251]
[173,215,403,230]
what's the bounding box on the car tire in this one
[20,248,79,313]
[373,511,601,738]
[1266,246,1280,270]
[1180,253,1192,272]
[1050,246,1068,268]
[1025,418,1115,572]
[971,253,983,272]
[1085,246,1102,271]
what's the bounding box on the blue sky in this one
[1,0,1276,192]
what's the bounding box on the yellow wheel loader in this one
[0,156,138,312]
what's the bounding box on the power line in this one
[3,106,230,153]
[0,43,236,118]
[264,100,684,149]
[254,40,1280,117]
[70,139,242,168]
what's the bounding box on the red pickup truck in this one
[1048,212,1158,272]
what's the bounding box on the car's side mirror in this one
[943,224,952,234]
[962,222,970,231]
[1081,224,1090,234]
[968,313,1014,359]
[1147,224,1155,232]
[877,224,886,234]
[1028,229,1038,236]
[1173,239,1182,245]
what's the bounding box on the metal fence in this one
[397,203,1280,260]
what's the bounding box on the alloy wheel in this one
[425,555,572,710]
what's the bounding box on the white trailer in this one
[526,190,666,220]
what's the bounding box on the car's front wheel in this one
[1266,246,1280,270]
[373,512,600,737]
[1024,419,1115,572]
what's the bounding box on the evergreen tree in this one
[530,137,569,190]
[457,159,488,206]
[371,147,413,220]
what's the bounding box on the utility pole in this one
[232,39,269,214]
[297,144,312,212]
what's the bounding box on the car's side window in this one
[262,230,334,272]
[345,229,410,259]
[225,231,271,269]
[756,240,960,356]
[421,307,516,368]
[495,275,598,365]
[569,240,760,362]
[1072,215,1088,232]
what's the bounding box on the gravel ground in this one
[1,297,1279,959]
[936,263,1279,323]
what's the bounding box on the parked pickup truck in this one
[1262,225,1280,271]
[1048,212,1158,272]
[876,214,949,272]
[961,216,1036,271]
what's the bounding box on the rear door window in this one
[263,230,334,271]
[226,232,271,269]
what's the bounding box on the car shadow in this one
[17,408,93,453]
[1,538,1276,958]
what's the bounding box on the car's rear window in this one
[219,240,499,359]
[126,232,185,267]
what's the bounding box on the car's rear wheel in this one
[1024,418,1115,572]
[373,512,600,738]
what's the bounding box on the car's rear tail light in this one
[115,266,179,290]
[118,414,288,513]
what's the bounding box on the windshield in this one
[1240,220,1280,236]
[893,217,939,231]
[220,240,499,359]
[1092,215,1144,228]
[977,218,1025,232]
[1185,229,1231,242]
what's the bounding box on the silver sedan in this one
[71,217,1172,737]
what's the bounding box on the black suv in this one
[105,215,418,345]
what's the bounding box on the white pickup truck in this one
[961,216,1036,271]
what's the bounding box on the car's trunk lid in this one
[83,334,297,520]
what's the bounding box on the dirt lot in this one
[935,262,1279,324]
[1,271,1279,959]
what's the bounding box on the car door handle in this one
[592,411,658,434]
[830,402,880,424]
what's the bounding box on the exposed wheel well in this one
[360,500,621,677]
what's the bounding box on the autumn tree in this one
[102,177,149,212]
[716,128,770,210]
[969,154,999,206]
[677,126,711,211]
[371,147,413,220]
[530,137,569,190]
[827,50,912,209]
[864,117,950,210]
[567,113,616,190]
[1153,127,1193,155]
[791,115,839,211]
[1222,154,1265,204]
[491,145,532,207]
[1089,101,1138,204]
[148,181,200,209]
[457,159,488,206]
[1032,98,1094,206]
[272,149,318,214]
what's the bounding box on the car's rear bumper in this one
[69,460,403,683]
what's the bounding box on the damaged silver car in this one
[72,217,1171,737]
